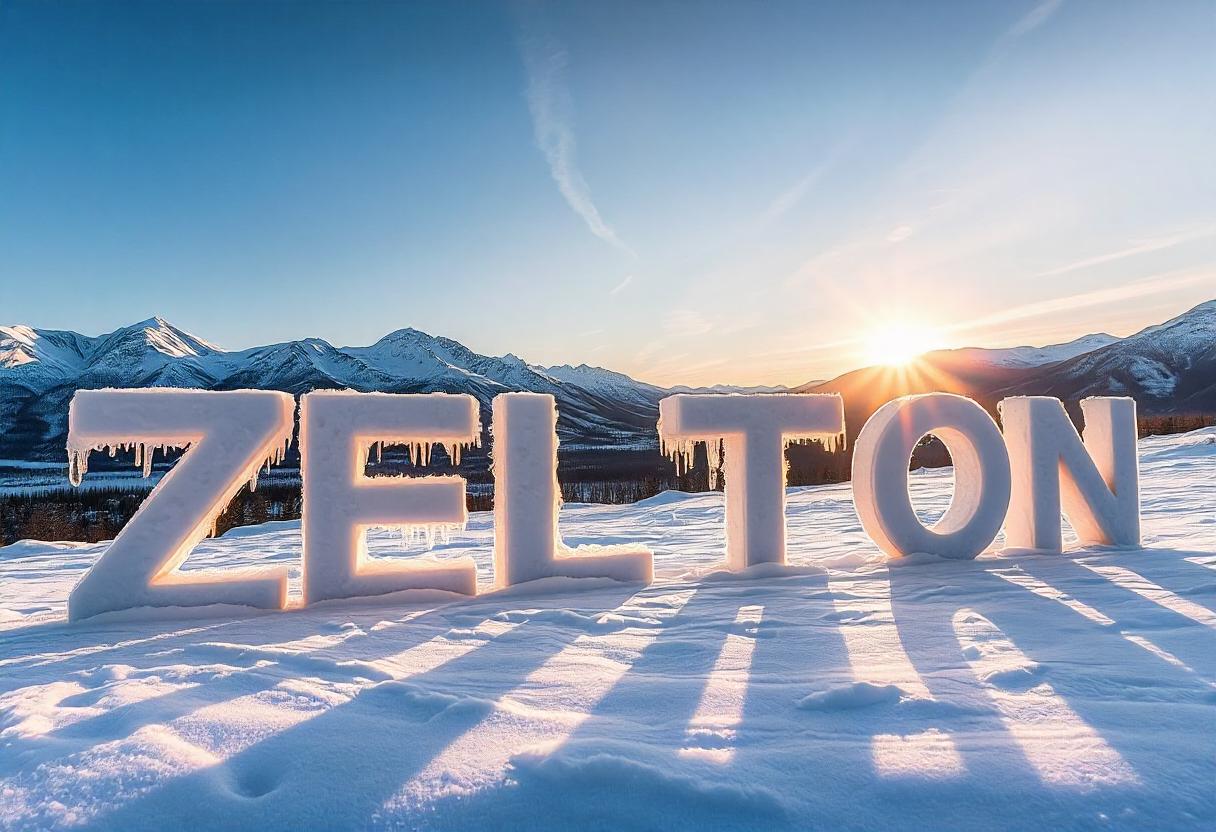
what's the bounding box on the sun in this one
[862,322,946,367]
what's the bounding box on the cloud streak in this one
[954,267,1214,333]
[609,274,633,295]
[1007,0,1065,39]
[518,21,632,255]
[1034,224,1216,278]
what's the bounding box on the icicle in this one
[662,437,696,476]
[706,438,724,489]
[370,520,465,553]
[67,447,87,487]
[141,443,153,478]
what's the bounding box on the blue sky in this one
[1,0,1213,386]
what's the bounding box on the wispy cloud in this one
[1007,0,1065,39]
[609,274,633,295]
[664,309,714,338]
[981,0,1065,68]
[518,18,632,254]
[886,224,914,244]
[1035,224,1216,278]
[754,143,847,230]
[954,267,1214,333]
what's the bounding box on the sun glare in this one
[863,322,945,367]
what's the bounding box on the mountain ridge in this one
[2,300,1213,460]
[799,300,1215,436]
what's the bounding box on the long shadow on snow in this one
[402,576,829,832]
[0,601,479,778]
[1071,547,1216,617]
[70,585,639,831]
[722,568,863,829]
[1017,553,1216,682]
[891,557,1215,828]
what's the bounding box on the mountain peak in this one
[129,315,173,330]
[105,317,220,358]
[372,326,437,344]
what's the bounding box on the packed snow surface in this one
[1,430,1214,830]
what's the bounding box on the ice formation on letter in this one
[66,389,295,621]
[1000,396,1140,551]
[492,392,652,586]
[657,393,845,569]
[300,391,480,604]
[852,393,1010,560]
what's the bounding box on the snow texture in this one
[1002,397,1140,552]
[658,393,844,569]
[65,390,294,621]
[1,429,1214,830]
[300,392,481,605]
[853,394,1011,560]
[491,393,652,586]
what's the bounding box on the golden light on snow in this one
[1083,563,1216,629]
[824,572,964,779]
[871,729,964,779]
[952,607,1138,788]
[395,589,697,805]
[679,604,764,762]
[861,321,946,367]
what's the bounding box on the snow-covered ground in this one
[1,430,1214,830]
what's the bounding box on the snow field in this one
[0,429,1213,830]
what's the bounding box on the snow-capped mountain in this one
[938,332,1120,369]
[0,319,668,459]
[1,300,1213,460]
[798,299,1214,436]
[538,364,667,409]
[667,383,795,395]
[997,299,1216,410]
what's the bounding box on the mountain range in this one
[1,299,1213,461]
[798,299,1215,433]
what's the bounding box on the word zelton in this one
[62,389,1138,621]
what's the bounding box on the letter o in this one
[852,394,1011,560]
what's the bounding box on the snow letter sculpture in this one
[66,389,294,621]
[300,391,479,604]
[492,392,652,586]
[852,393,1010,560]
[657,394,845,569]
[1001,396,1139,551]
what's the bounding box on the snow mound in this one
[508,741,788,817]
[634,489,702,507]
[797,681,906,710]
